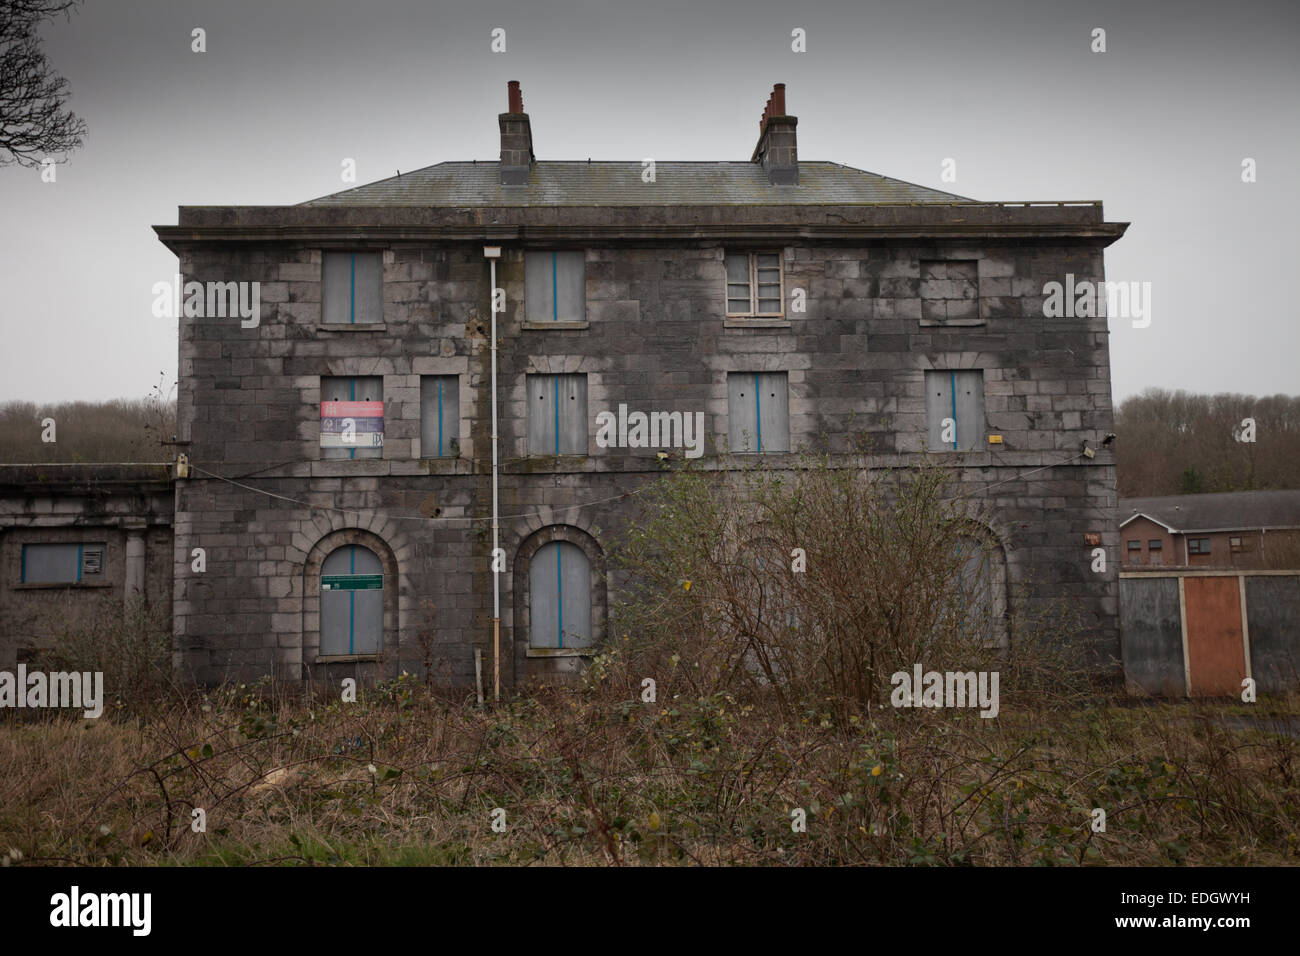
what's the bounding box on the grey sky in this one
[2,0,1296,404]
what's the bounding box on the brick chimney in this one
[750,83,797,185]
[499,80,534,185]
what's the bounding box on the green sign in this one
[322,574,383,591]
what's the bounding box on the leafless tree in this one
[0,0,86,167]
[1115,388,1300,496]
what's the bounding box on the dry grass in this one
[1,671,1297,867]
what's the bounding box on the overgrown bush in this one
[30,598,173,716]
[611,454,1086,720]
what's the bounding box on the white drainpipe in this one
[484,246,502,701]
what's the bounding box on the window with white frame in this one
[725,252,783,317]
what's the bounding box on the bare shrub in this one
[29,597,172,716]
[611,454,1070,720]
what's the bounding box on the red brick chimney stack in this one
[759,86,787,133]
[752,83,798,185]
[499,80,534,185]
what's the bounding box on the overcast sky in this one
[2,0,1296,405]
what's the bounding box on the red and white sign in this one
[321,400,384,448]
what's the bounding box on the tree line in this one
[1114,389,1300,497]
[0,391,176,464]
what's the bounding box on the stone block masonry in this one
[159,218,1123,687]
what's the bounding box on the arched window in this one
[729,537,806,684]
[951,533,1007,648]
[320,544,383,656]
[529,541,592,650]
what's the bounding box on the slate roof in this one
[302,161,973,207]
[1119,490,1300,533]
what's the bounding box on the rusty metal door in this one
[1183,576,1246,697]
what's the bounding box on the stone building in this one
[145,81,1127,689]
[0,465,173,668]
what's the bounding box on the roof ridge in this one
[301,159,982,206]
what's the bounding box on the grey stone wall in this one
[170,232,1120,687]
[1244,576,1300,693]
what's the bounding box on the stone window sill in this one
[526,647,595,658]
[316,655,381,664]
[522,321,589,331]
[918,319,985,327]
[725,317,788,329]
[317,323,388,332]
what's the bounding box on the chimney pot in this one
[507,80,523,114]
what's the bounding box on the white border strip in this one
[1239,573,1252,683]
[1178,576,1191,697]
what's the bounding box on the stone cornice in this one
[154,203,1129,252]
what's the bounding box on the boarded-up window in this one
[920,260,979,323]
[728,372,789,452]
[322,252,383,324]
[925,370,984,451]
[529,540,592,649]
[320,545,383,656]
[725,252,783,316]
[420,375,460,458]
[525,251,585,323]
[526,373,587,455]
[20,543,106,584]
[321,376,384,459]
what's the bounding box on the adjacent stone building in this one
[147,81,1127,689]
[0,465,173,668]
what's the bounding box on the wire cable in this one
[188,463,652,524]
